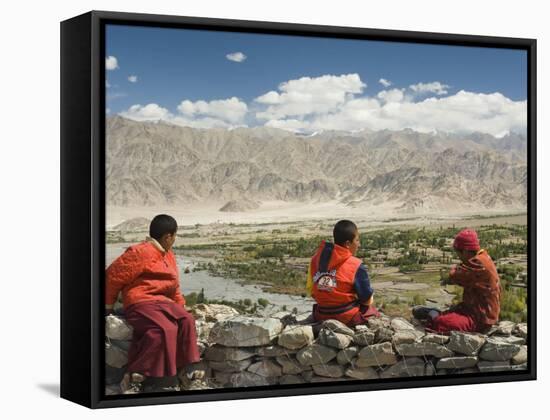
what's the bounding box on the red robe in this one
[449,249,502,331]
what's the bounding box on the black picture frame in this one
[60,10,537,409]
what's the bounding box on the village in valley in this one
[107,212,528,323]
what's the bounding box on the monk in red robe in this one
[413,228,502,334]
[106,214,202,393]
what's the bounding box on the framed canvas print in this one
[60,10,536,408]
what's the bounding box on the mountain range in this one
[106,116,527,214]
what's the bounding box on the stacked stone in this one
[203,314,528,386]
[104,306,529,393]
[104,314,134,394]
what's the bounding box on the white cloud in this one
[255,73,366,120]
[119,103,171,121]
[128,75,138,83]
[379,78,392,88]
[226,52,247,62]
[409,81,450,95]
[118,75,526,137]
[377,88,407,104]
[106,56,119,71]
[260,88,526,137]
[119,97,248,129]
[177,97,247,123]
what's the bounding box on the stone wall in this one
[105,304,528,394]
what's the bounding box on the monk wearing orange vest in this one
[413,228,502,334]
[307,220,379,326]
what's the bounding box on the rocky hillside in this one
[106,116,527,213]
[105,304,528,394]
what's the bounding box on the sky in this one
[106,24,528,137]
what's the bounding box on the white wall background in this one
[0,0,546,418]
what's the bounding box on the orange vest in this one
[311,240,362,324]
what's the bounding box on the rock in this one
[380,357,426,378]
[110,339,131,351]
[197,341,207,356]
[296,344,338,366]
[513,323,528,339]
[274,312,304,327]
[247,359,283,377]
[105,365,125,385]
[105,315,133,341]
[395,342,454,358]
[425,364,437,376]
[295,312,315,324]
[278,325,314,350]
[318,328,353,349]
[493,320,516,336]
[105,385,121,395]
[203,345,256,362]
[353,325,376,345]
[309,376,350,383]
[511,345,527,365]
[478,337,521,361]
[105,342,128,368]
[279,374,306,385]
[492,335,525,345]
[390,317,416,331]
[256,345,297,357]
[345,366,379,380]
[356,342,398,367]
[270,311,293,320]
[209,316,282,347]
[422,333,450,345]
[367,317,391,329]
[457,368,479,374]
[301,370,315,382]
[228,371,277,387]
[181,379,212,391]
[195,320,214,341]
[436,357,479,369]
[477,360,511,372]
[208,359,253,373]
[312,363,345,378]
[322,319,355,336]
[276,355,305,375]
[374,327,394,343]
[392,329,424,345]
[511,363,528,371]
[447,331,486,355]
[190,303,240,322]
[177,361,209,385]
[211,370,232,385]
[337,346,359,365]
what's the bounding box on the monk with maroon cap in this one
[412,228,502,333]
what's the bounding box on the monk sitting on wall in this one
[413,228,502,334]
[307,220,380,327]
[105,214,203,394]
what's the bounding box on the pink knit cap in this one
[453,229,480,251]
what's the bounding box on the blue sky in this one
[106,24,527,136]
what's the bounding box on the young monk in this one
[413,228,501,334]
[105,214,203,393]
[307,220,379,327]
